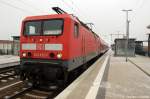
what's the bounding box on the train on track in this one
[18,7,108,87]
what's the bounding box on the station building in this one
[114,38,135,57]
[0,36,20,55]
[0,40,13,55]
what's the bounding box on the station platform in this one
[0,55,19,68]
[55,50,150,99]
[129,55,150,76]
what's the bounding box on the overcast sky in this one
[0,0,150,44]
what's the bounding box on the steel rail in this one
[7,87,33,99]
[0,74,16,81]
[0,67,15,74]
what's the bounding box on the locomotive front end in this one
[19,15,70,86]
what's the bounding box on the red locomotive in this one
[19,7,108,86]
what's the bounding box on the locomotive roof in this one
[23,13,100,38]
[23,14,71,21]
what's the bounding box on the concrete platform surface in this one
[55,51,110,99]
[99,55,150,99]
[55,51,150,99]
[0,55,19,68]
[129,55,150,76]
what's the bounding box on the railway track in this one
[2,84,61,99]
[0,66,16,74]
[0,70,16,81]
[0,66,19,84]
[0,65,22,98]
[4,86,33,99]
[0,54,103,99]
[0,65,63,99]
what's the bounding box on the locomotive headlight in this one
[57,53,62,59]
[22,53,27,57]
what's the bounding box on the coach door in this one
[82,35,86,64]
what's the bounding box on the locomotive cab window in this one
[43,20,63,35]
[24,21,41,35]
[24,19,63,36]
[74,23,79,38]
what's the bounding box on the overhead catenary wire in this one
[16,0,46,14]
[135,0,146,9]
[61,0,94,25]
[131,0,148,20]
[70,0,93,19]
[61,0,76,14]
[0,0,35,14]
[61,0,90,21]
[69,0,86,16]
[69,0,95,29]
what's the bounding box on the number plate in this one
[36,44,45,50]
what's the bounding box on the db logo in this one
[36,44,45,50]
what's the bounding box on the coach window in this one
[74,23,79,38]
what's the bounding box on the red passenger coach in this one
[19,7,108,86]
